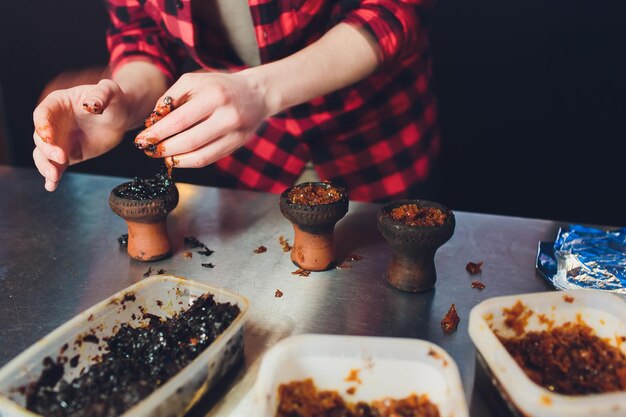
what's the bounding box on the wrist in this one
[239,67,284,117]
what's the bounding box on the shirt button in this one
[176,0,184,9]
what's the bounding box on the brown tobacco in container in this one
[276,379,440,417]
[499,322,626,395]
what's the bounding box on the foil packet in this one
[536,225,626,296]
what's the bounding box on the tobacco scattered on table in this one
[157,269,165,275]
[389,204,447,227]
[114,169,174,200]
[197,248,214,257]
[254,245,267,254]
[117,234,128,248]
[287,183,342,206]
[143,267,153,278]
[275,289,283,298]
[183,252,193,259]
[183,236,206,249]
[23,293,241,417]
[279,236,292,252]
[276,379,440,417]
[291,268,311,277]
[471,280,486,290]
[563,294,575,303]
[441,304,460,334]
[465,261,483,275]
[201,263,215,269]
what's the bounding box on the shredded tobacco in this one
[465,261,483,275]
[441,304,460,334]
[389,204,446,227]
[499,322,626,395]
[276,379,440,417]
[287,183,342,205]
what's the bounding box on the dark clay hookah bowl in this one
[279,182,349,271]
[109,182,179,262]
[377,199,455,292]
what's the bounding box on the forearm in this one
[241,23,379,115]
[112,61,169,130]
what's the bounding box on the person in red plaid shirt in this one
[32,0,439,202]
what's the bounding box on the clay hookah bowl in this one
[279,182,349,271]
[109,181,179,262]
[377,199,455,292]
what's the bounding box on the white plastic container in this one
[0,275,250,417]
[251,334,468,417]
[469,289,626,417]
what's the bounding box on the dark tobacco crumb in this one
[24,293,240,417]
[197,248,214,257]
[254,245,267,254]
[87,314,94,322]
[143,267,153,278]
[201,263,215,269]
[346,386,357,395]
[82,334,99,344]
[183,252,193,259]
[471,280,486,290]
[503,301,533,337]
[287,183,343,205]
[292,268,311,277]
[389,204,447,227]
[279,236,292,252]
[117,234,128,247]
[114,169,174,200]
[69,355,80,368]
[499,322,626,395]
[441,304,460,334]
[183,237,206,248]
[156,300,163,307]
[466,261,483,275]
[157,269,165,275]
[275,289,283,298]
[563,295,574,303]
[60,344,68,354]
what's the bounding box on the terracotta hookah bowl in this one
[377,199,455,292]
[279,182,349,271]
[109,174,179,262]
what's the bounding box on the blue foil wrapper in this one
[536,225,626,295]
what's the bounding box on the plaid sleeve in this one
[104,0,185,83]
[335,0,430,68]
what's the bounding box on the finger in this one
[135,99,218,149]
[170,132,242,168]
[33,94,64,144]
[82,79,118,114]
[33,131,68,165]
[144,109,238,158]
[33,147,65,191]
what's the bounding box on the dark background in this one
[0,1,624,226]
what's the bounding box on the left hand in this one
[135,70,271,168]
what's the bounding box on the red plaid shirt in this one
[105,0,439,202]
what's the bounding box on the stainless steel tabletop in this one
[0,166,559,416]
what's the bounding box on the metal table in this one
[0,166,559,416]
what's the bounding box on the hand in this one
[33,79,131,191]
[134,71,272,168]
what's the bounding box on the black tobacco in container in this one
[113,169,174,200]
[24,293,240,417]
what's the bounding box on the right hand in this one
[32,79,131,191]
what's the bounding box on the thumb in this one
[82,79,119,114]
